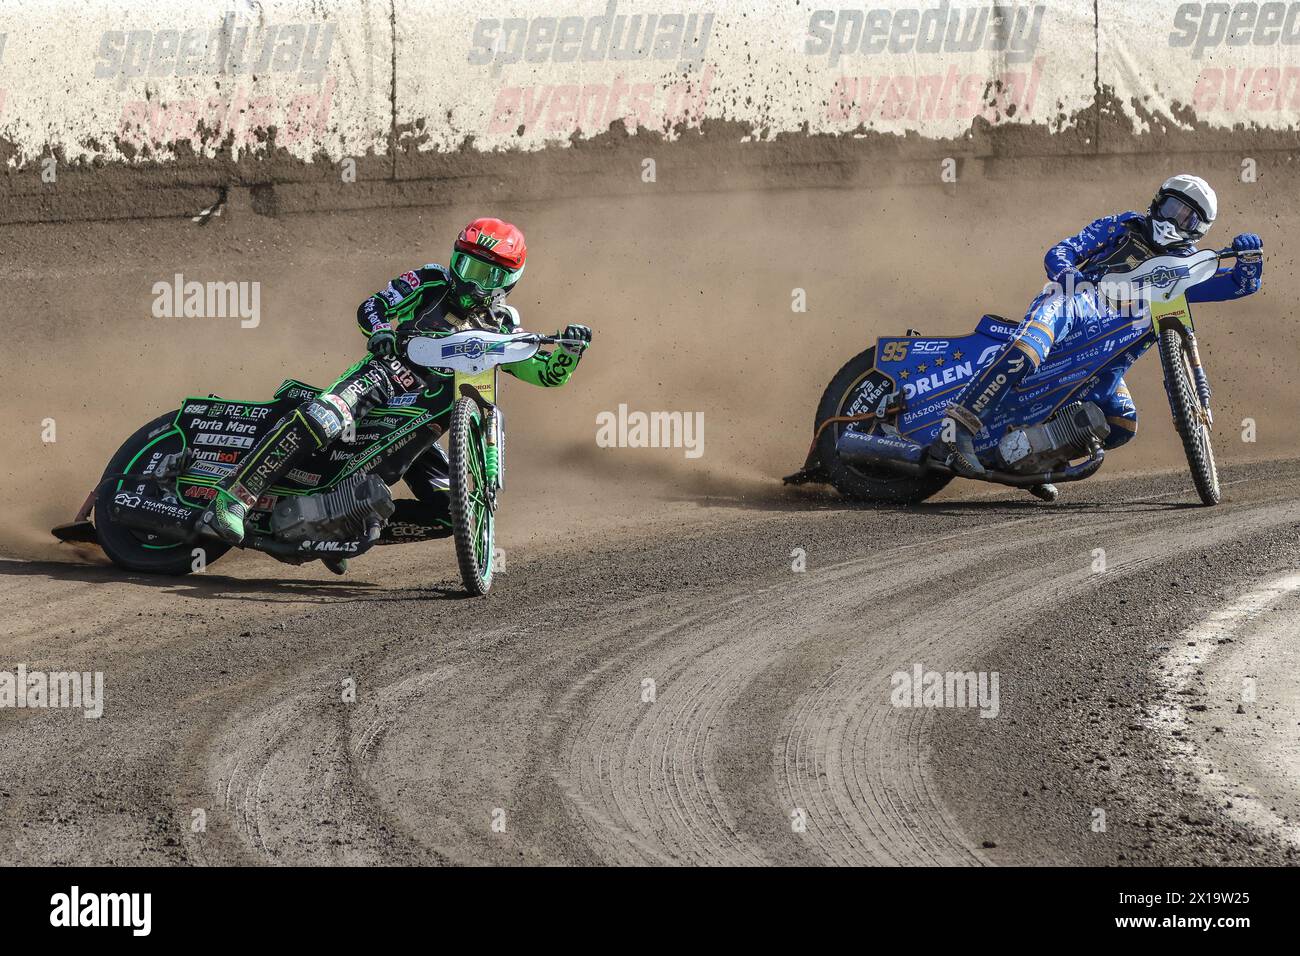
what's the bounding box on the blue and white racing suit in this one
[945,211,1263,449]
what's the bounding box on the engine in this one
[270,475,395,543]
[996,402,1110,473]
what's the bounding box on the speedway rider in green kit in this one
[197,218,592,563]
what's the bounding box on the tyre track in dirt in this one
[4,462,1298,866]
[770,480,1297,866]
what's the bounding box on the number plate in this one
[455,368,497,404]
[1150,293,1194,331]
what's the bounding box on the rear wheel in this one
[1159,328,1220,505]
[95,412,229,574]
[447,397,495,595]
[813,346,952,504]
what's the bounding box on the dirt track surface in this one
[2,173,1299,865]
[1,460,1298,866]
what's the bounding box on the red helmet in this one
[450,218,526,312]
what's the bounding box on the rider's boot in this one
[197,400,348,545]
[938,408,987,477]
[938,333,1047,478]
[199,489,251,547]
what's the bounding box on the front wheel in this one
[1159,328,1220,505]
[447,396,495,595]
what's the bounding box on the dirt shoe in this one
[197,489,249,545]
[321,556,348,575]
[938,412,987,477]
[1028,483,1059,502]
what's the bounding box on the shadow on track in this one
[0,558,473,603]
[673,487,1204,516]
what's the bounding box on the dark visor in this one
[1154,194,1202,233]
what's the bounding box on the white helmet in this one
[1149,174,1217,248]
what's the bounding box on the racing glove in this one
[558,324,592,357]
[368,328,397,359]
[1230,233,1263,294]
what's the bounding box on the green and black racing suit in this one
[199,263,585,544]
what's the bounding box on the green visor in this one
[450,250,524,292]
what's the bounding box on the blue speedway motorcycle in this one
[785,245,1263,506]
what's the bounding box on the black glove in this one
[558,324,592,357]
[368,329,397,359]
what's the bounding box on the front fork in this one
[455,377,505,501]
[476,405,506,521]
[483,407,504,492]
[1174,324,1215,426]
[1154,294,1214,428]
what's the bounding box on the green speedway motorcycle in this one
[53,329,573,596]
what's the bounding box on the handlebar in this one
[519,332,587,349]
[408,329,586,348]
[1216,244,1264,260]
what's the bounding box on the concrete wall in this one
[1,1,1296,223]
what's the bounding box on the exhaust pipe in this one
[106,489,199,543]
[837,429,1106,488]
[836,430,931,476]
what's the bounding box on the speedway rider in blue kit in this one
[938,174,1264,476]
